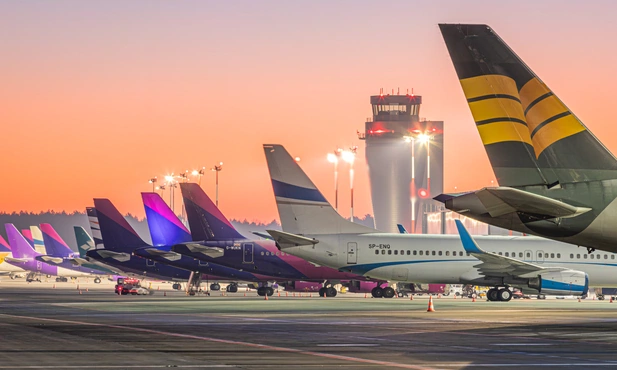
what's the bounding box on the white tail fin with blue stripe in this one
[263,144,375,235]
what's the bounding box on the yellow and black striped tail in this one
[440,24,617,186]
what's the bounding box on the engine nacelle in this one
[528,270,588,296]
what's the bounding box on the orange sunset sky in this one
[2,1,617,223]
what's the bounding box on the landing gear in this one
[210,283,221,291]
[383,287,396,298]
[55,277,68,283]
[318,286,338,297]
[257,286,274,296]
[371,287,383,298]
[226,283,238,293]
[94,277,101,284]
[172,283,182,290]
[487,287,512,302]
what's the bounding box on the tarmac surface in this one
[1,279,617,369]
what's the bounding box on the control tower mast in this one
[359,92,443,233]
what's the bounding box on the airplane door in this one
[524,250,532,262]
[36,260,42,271]
[147,259,156,267]
[536,250,545,264]
[243,243,254,264]
[347,242,357,264]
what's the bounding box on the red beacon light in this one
[418,189,429,199]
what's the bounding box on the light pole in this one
[342,146,357,222]
[327,149,342,211]
[148,177,157,192]
[164,175,177,213]
[192,167,206,186]
[211,162,223,207]
[405,135,416,233]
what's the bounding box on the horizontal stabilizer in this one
[477,187,591,218]
[137,248,182,261]
[36,255,64,265]
[252,231,274,240]
[95,250,131,262]
[178,243,224,258]
[266,230,318,249]
[5,257,29,264]
[67,257,91,266]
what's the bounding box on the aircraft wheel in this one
[94,277,101,284]
[257,287,265,296]
[266,287,274,296]
[226,284,238,293]
[189,291,196,296]
[371,287,383,298]
[487,288,499,302]
[318,287,326,297]
[210,283,221,291]
[498,288,512,302]
[326,287,337,297]
[383,287,396,298]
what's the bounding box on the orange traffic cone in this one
[264,294,268,300]
[410,295,413,301]
[76,285,79,290]
[278,291,281,297]
[52,284,56,289]
[578,297,581,302]
[323,291,326,298]
[286,292,288,297]
[364,293,367,298]
[86,287,89,292]
[427,296,435,312]
[310,293,312,298]
[610,296,613,303]
[438,294,442,299]
[454,294,457,299]
[243,292,246,297]
[157,286,160,291]
[78,290,82,295]
[472,296,476,302]
[164,291,167,296]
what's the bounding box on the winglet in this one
[454,220,483,254]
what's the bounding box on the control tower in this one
[360,93,443,233]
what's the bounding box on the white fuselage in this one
[0,253,25,274]
[284,233,617,287]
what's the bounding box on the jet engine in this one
[528,270,588,295]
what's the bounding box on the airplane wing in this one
[266,230,318,249]
[178,243,224,258]
[455,220,568,278]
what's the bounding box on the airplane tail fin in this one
[0,234,11,252]
[93,199,149,251]
[30,226,45,254]
[21,229,35,248]
[40,224,76,257]
[179,183,245,241]
[440,24,617,187]
[86,207,104,247]
[74,226,95,258]
[141,192,192,245]
[5,224,38,258]
[263,144,375,235]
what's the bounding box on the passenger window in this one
[261,252,264,256]
[570,254,574,259]
[557,253,561,258]
[505,252,509,257]
[519,252,523,258]
[413,250,417,255]
[388,250,392,255]
[446,251,450,256]
[419,251,423,256]
[266,252,270,256]
[426,250,430,256]
[526,252,531,258]
[577,254,580,259]
[590,254,594,259]
[381,250,385,255]
[394,250,398,255]
[432,251,436,256]
[538,253,543,258]
[498,252,503,256]
[406,250,410,255]
[438,251,442,256]
[584,254,588,259]
[550,253,554,258]
[612,255,615,260]
[375,250,379,255]
[605,255,608,259]
[401,250,404,255]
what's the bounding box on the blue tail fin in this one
[5,224,39,258]
[141,192,192,245]
[93,199,149,251]
[179,183,245,241]
[74,226,95,258]
[40,224,76,257]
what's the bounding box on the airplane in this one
[34,223,111,283]
[436,24,617,254]
[0,234,25,278]
[21,229,36,249]
[29,226,46,254]
[261,144,617,300]
[82,207,192,286]
[4,224,93,282]
[171,182,383,297]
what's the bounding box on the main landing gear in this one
[257,286,274,296]
[318,287,337,297]
[487,287,512,302]
[226,283,238,293]
[371,286,396,298]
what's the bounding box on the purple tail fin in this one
[179,183,244,241]
[0,234,11,252]
[21,229,35,248]
[5,224,39,258]
[93,198,149,251]
[141,192,192,246]
[40,224,76,257]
